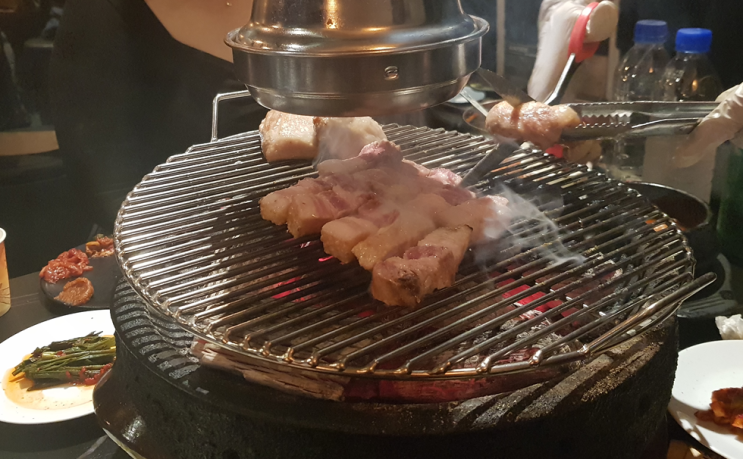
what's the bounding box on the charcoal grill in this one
[93,277,678,459]
[113,92,713,395]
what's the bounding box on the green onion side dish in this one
[11,332,116,390]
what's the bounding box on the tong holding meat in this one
[460,100,718,187]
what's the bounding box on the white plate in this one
[669,340,743,459]
[0,310,114,424]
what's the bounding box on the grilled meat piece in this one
[485,101,581,149]
[260,111,387,163]
[287,188,369,238]
[260,178,330,225]
[371,226,472,306]
[260,111,319,162]
[321,198,400,263]
[321,194,450,265]
[352,209,437,271]
[264,140,477,237]
[321,217,380,264]
[260,136,511,306]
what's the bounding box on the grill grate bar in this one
[115,124,698,380]
[167,244,333,307]
[208,269,369,331]
[439,245,688,373]
[340,228,684,372]
[528,261,692,363]
[126,161,311,209]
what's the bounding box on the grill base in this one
[95,279,678,459]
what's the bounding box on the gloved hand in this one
[528,0,618,102]
[674,84,743,168]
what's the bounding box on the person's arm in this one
[144,0,253,62]
[674,85,743,167]
[528,0,618,102]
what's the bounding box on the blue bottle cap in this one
[675,28,713,53]
[634,20,668,44]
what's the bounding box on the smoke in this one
[476,182,586,268]
[312,117,388,168]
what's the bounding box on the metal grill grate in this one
[115,124,709,381]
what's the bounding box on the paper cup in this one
[0,229,8,317]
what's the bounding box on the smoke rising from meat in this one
[475,183,586,267]
[312,117,388,166]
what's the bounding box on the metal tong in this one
[561,101,718,141]
[544,2,604,105]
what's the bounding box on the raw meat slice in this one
[371,226,472,306]
[315,117,387,161]
[321,217,380,264]
[260,111,319,162]
[485,101,581,149]
[352,210,437,271]
[437,195,511,244]
[260,178,330,225]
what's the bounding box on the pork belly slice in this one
[315,117,387,161]
[321,217,380,264]
[404,170,474,205]
[355,198,400,228]
[321,198,400,263]
[260,111,319,162]
[352,209,437,271]
[321,194,447,264]
[286,185,375,238]
[437,195,511,244]
[317,140,403,176]
[407,193,452,219]
[485,101,581,150]
[260,178,330,225]
[371,226,472,307]
[260,111,388,163]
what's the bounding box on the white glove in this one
[674,84,743,168]
[528,0,618,102]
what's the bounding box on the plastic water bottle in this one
[643,29,724,201]
[614,20,670,101]
[660,28,723,102]
[605,21,669,181]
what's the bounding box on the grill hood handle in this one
[211,90,253,142]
